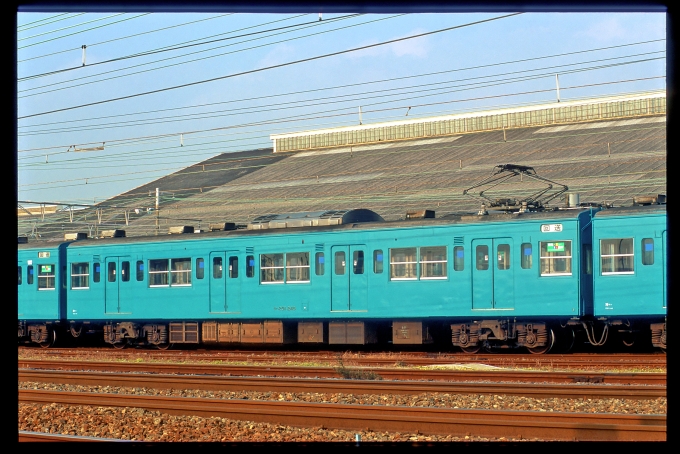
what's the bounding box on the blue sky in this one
[16,11,666,206]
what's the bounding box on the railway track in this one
[19,369,666,399]
[19,347,666,369]
[19,389,666,441]
[18,359,666,385]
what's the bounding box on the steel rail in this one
[19,389,666,441]
[19,369,667,399]
[18,431,129,442]
[18,359,667,385]
[19,348,667,368]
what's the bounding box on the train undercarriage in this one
[19,317,667,353]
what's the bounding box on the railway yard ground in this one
[18,347,666,442]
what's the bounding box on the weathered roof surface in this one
[19,112,665,241]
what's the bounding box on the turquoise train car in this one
[18,201,666,353]
[21,208,593,353]
[17,239,70,346]
[592,203,667,351]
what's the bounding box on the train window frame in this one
[420,246,447,279]
[246,255,255,278]
[71,262,90,289]
[353,250,365,275]
[27,265,34,285]
[196,258,205,279]
[335,251,346,276]
[93,263,100,283]
[453,246,464,271]
[121,261,130,282]
[540,241,573,276]
[497,244,511,270]
[261,253,284,284]
[373,250,383,274]
[390,247,417,280]
[38,264,56,290]
[229,256,239,279]
[287,252,310,283]
[642,238,654,265]
[521,243,532,269]
[136,261,144,281]
[170,258,192,286]
[18,266,22,285]
[108,262,116,283]
[600,238,634,275]
[475,245,489,271]
[149,259,170,287]
[213,257,223,279]
[315,252,325,276]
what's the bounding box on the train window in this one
[353,251,364,275]
[71,263,89,289]
[335,251,346,275]
[171,258,192,285]
[540,241,572,276]
[582,244,592,275]
[261,253,284,283]
[136,261,144,281]
[196,258,204,279]
[497,244,510,270]
[213,257,223,279]
[373,250,383,274]
[287,252,310,282]
[121,261,130,282]
[93,263,100,283]
[521,243,532,269]
[476,246,489,271]
[390,248,417,280]
[27,265,34,285]
[38,264,56,289]
[149,259,170,286]
[229,256,239,279]
[18,266,22,285]
[246,255,255,278]
[315,252,325,276]
[600,238,634,274]
[642,238,654,265]
[420,246,447,279]
[454,246,464,271]
[108,262,116,282]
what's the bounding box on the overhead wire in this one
[17,13,237,63]
[17,14,151,49]
[18,52,665,136]
[18,13,86,31]
[18,12,524,119]
[19,14,358,81]
[18,13,127,41]
[17,13,392,97]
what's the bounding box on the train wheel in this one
[526,329,555,355]
[155,343,173,350]
[553,328,575,353]
[112,341,127,350]
[621,332,636,348]
[460,345,481,354]
[39,329,56,349]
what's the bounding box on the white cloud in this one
[579,18,627,41]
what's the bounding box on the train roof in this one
[59,206,591,248]
[593,203,666,218]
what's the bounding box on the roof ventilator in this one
[64,232,88,241]
[100,229,126,238]
[209,223,237,231]
[633,194,666,205]
[168,226,194,234]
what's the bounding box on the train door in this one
[331,245,367,312]
[104,256,130,314]
[471,238,515,310]
[209,251,241,313]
